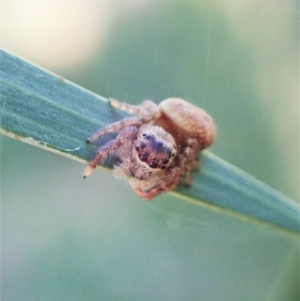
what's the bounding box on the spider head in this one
[134,125,177,170]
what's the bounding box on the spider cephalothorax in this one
[134,125,177,170]
[83,98,216,200]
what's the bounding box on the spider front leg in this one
[86,116,142,143]
[132,166,181,200]
[83,126,139,178]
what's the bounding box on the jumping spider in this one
[83,98,216,200]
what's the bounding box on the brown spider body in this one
[83,98,216,200]
[156,98,216,150]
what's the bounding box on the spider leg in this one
[109,98,161,122]
[132,167,181,200]
[87,116,142,143]
[83,126,138,178]
[180,138,200,185]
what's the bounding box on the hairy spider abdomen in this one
[157,98,216,149]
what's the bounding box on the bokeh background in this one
[1,0,299,300]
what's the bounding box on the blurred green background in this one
[1,0,299,300]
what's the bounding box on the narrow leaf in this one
[1,49,299,235]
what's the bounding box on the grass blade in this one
[1,49,299,235]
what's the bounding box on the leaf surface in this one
[1,49,299,235]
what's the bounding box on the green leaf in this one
[1,49,299,236]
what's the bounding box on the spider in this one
[83,98,216,200]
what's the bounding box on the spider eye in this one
[162,158,169,164]
[149,161,158,168]
[140,141,146,149]
[139,152,149,162]
[135,146,140,151]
